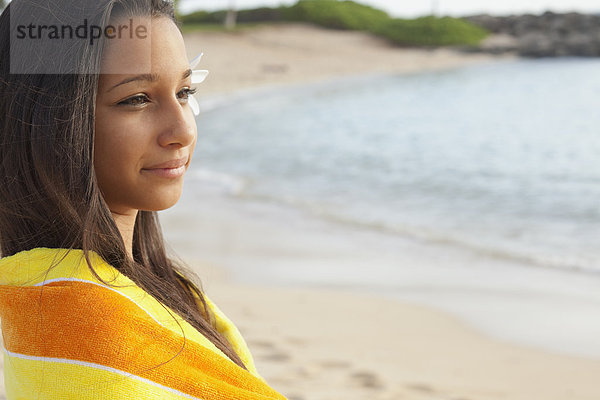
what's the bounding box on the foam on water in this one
[191,58,600,273]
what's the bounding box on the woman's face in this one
[94,16,197,214]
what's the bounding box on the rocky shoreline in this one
[466,12,600,57]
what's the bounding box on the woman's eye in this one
[118,94,149,107]
[116,88,196,107]
[178,87,197,102]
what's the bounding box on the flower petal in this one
[190,52,204,69]
[191,69,209,84]
[189,94,200,116]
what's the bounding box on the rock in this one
[564,32,600,56]
[518,32,556,57]
[478,33,520,54]
[465,12,600,58]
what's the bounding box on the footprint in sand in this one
[247,339,277,349]
[284,336,306,347]
[317,359,352,369]
[247,339,292,362]
[349,370,385,390]
[405,382,436,393]
[259,350,291,362]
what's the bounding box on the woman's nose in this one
[156,97,196,149]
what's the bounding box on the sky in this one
[179,0,600,17]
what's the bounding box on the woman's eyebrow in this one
[108,69,192,92]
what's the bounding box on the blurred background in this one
[3,0,599,398]
[156,1,600,399]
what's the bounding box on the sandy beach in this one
[183,23,508,96]
[163,184,600,400]
[201,278,600,400]
[172,23,600,400]
[2,23,600,400]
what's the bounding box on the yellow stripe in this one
[204,295,260,377]
[0,248,261,377]
[3,351,199,399]
[0,250,219,358]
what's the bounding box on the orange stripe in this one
[0,282,285,400]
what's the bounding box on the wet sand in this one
[163,184,600,400]
[172,23,600,400]
[2,23,598,400]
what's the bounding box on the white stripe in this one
[2,345,203,400]
[34,278,168,330]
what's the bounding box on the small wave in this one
[195,82,301,114]
[196,95,238,113]
[187,168,248,196]
[195,71,397,114]
[235,190,600,275]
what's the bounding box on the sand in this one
[203,279,600,400]
[163,185,600,400]
[2,23,599,400]
[183,23,509,96]
[174,23,600,400]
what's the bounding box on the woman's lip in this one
[144,157,188,169]
[141,165,186,178]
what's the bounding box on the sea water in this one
[164,58,600,358]
[190,58,600,274]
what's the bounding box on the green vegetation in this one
[179,10,219,25]
[282,0,389,31]
[375,16,489,46]
[179,22,264,34]
[180,7,288,25]
[180,0,489,48]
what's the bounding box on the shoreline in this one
[171,23,600,399]
[183,22,514,97]
[163,182,600,356]
[162,184,600,399]
[176,240,600,400]
[0,23,597,400]
[200,278,600,400]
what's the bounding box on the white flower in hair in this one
[188,52,209,116]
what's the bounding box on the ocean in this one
[189,58,600,274]
[160,58,600,358]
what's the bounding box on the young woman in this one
[0,0,286,398]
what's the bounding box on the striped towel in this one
[0,248,287,399]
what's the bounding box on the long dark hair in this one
[0,0,247,370]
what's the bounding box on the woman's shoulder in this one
[0,247,281,398]
[0,247,260,375]
[0,248,283,399]
[0,247,228,356]
[0,247,121,287]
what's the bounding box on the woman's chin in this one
[138,193,183,212]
